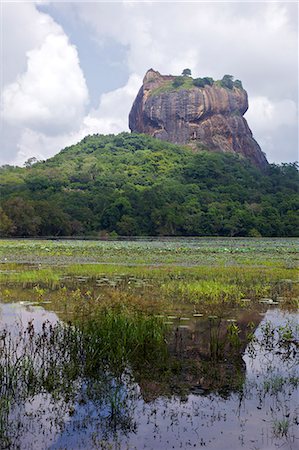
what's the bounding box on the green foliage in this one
[234,79,243,89]
[192,78,205,88]
[0,132,298,237]
[182,68,192,77]
[172,76,185,88]
[151,74,239,96]
[2,197,41,236]
[0,208,14,236]
[193,77,214,88]
[221,74,234,89]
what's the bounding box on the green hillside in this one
[0,132,298,237]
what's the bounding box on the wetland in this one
[0,238,298,449]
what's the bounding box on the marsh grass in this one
[78,306,168,374]
[1,263,298,309]
[0,306,169,447]
[247,320,299,365]
[163,280,244,305]
[1,299,298,448]
[0,238,298,448]
[272,419,290,438]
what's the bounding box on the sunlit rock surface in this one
[129,69,268,169]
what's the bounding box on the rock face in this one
[129,69,268,168]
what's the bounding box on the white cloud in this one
[1,1,298,164]
[84,73,142,133]
[12,128,72,167]
[2,33,88,135]
[246,96,298,163]
[1,1,89,164]
[2,2,62,84]
[74,2,297,96]
[70,1,298,163]
[10,74,142,165]
[246,97,297,132]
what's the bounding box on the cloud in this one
[246,96,298,163]
[2,2,62,85]
[1,1,298,164]
[246,97,297,131]
[1,1,89,164]
[83,73,142,134]
[9,74,142,165]
[2,30,88,136]
[70,1,298,162]
[73,2,297,96]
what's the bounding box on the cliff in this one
[129,69,268,169]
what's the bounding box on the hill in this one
[0,132,298,237]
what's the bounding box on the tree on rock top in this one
[221,74,234,89]
[182,68,192,77]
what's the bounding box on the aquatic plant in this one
[272,418,290,438]
[0,303,171,447]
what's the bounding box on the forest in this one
[0,132,298,237]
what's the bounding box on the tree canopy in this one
[182,68,192,76]
[0,132,298,237]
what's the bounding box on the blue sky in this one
[1,1,298,165]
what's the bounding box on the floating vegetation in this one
[0,305,169,448]
[0,238,298,267]
[0,242,298,310]
[0,301,298,449]
[0,238,298,448]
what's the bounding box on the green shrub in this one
[172,76,185,88]
[234,79,243,89]
[221,74,234,89]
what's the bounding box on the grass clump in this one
[78,304,168,372]
[0,305,169,447]
[272,419,290,438]
[150,76,195,96]
[162,279,244,305]
[0,261,298,310]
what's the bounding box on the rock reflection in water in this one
[0,303,298,450]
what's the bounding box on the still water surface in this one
[0,300,298,450]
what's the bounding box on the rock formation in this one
[129,69,268,169]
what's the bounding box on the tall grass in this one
[1,262,298,308]
[0,306,169,447]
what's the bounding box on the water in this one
[0,301,298,450]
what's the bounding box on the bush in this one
[193,77,214,88]
[193,78,205,88]
[221,75,234,89]
[202,77,214,86]
[173,76,185,88]
[234,79,243,89]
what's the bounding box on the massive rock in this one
[129,69,268,169]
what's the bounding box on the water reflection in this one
[0,302,298,450]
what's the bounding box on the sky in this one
[0,0,298,166]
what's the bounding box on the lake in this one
[0,238,298,449]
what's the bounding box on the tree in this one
[221,75,234,89]
[3,197,41,236]
[193,77,214,88]
[234,79,243,89]
[0,207,14,236]
[182,68,191,77]
[0,132,297,238]
[24,157,39,168]
[202,77,214,86]
[193,78,205,88]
